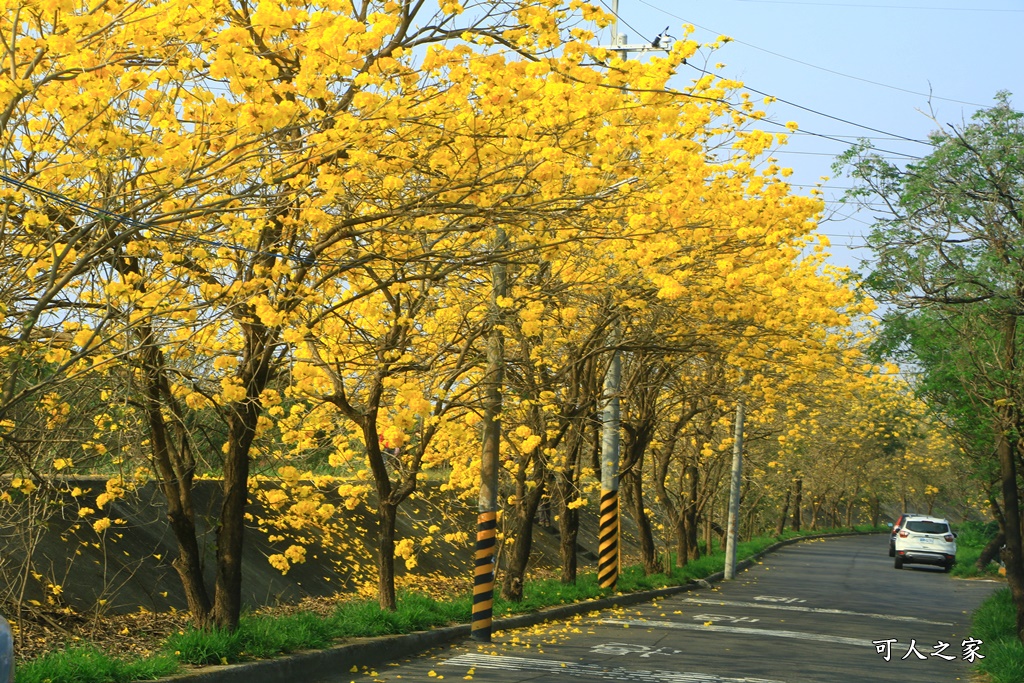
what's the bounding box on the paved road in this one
[334,535,1001,683]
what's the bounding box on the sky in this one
[591,0,1024,274]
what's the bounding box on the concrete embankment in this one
[5,477,639,615]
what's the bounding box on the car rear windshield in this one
[906,521,949,534]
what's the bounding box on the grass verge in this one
[15,647,178,683]
[969,589,1024,683]
[15,525,884,683]
[950,520,1003,579]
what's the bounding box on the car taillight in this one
[944,534,954,542]
[899,531,909,538]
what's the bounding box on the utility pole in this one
[598,331,622,589]
[596,0,671,60]
[724,371,745,580]
[471,227,507,642]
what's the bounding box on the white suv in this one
[893,515,957,572]
[0,614,11,682]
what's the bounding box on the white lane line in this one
[443,653,787,683]
[601,618,875,648]
[678,597,953,626]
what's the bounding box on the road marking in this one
[443,653,787,682]
[679,597,953,626]
[691,613,760,624]
[601,618,876,648]
[590,642,683,657]
[754,595,805,604]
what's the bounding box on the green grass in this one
[969,589,1024,683]
[950,520,1003,578]
[15,524,885,683]
[164,591,472,666]
[15,646,178,683]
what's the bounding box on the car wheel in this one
[888,543,895,558]
[942,563,951,573]
[894,557,903,569]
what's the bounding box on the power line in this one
[747,113,922,159]
[596,1,927,159]
[632,0,992,107]
[769,150,908,160]
[597,0,654,44]
[788,132,927,141]
[735,0,1024,11]
[739,82,932,145]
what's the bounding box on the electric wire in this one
[596,1,927,159]
[735,0,1023,11]
[609,0,896,262]
[596,0,651,44]
[632,0,993,108]
[739,83,932,145]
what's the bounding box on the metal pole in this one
[598,338,621,589]
[610,0,618,46]
[471,227,507,642]
[724,375,745,580]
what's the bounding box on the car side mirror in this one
[953,532,958,538]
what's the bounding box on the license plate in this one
[920,538,933,544]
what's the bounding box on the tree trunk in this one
[140,340,212,627]
[684,465,700,561]
[501,479,545,602]
[776,487,791,536]
[998,311,1024,644]
[791,478,802,533]
[810,496,822,531]
[556,427,585,584]
[558,497,579,585]
[675,517,688,568]
[870,495,880,528]
[977,532,1006,570]
[704,510,713,554]
[212,396,261,629]
[997,425,1024,643]
[377,501,398,610]
[622,466,658,574]
[829,500,841,529]
[661,499,682,568]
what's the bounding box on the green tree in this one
[840,91,1024,642]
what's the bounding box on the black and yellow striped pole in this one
[472,510,497,638]
[472,228,506,642]
[598,342,621,589]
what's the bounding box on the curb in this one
[164,531,882,683]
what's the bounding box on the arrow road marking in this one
[442,653,788,682]
[601,618,876,648]
[678,597,953,626]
